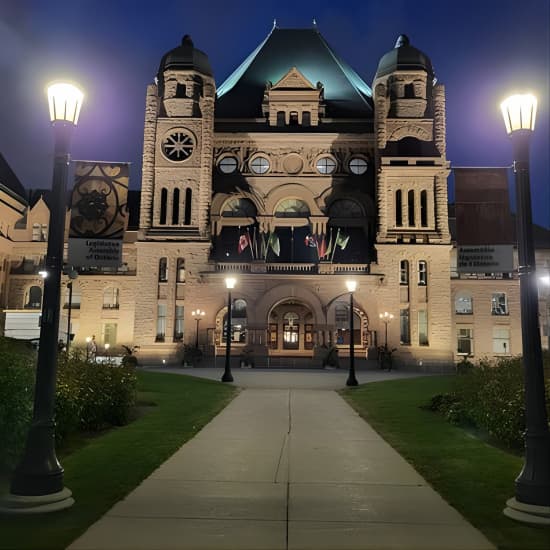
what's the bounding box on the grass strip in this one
[0,370,237,550]
[342,375,550,550]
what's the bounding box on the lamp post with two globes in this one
[192,309,205,348]
[221,277,236,382]
[500,94,550,524]
[5,82,84,513]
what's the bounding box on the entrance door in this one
[283,312,299,349]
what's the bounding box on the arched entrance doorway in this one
[268,300,315,355]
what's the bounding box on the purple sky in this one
[1,0,548,228]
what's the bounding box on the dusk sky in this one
[1,0,548,228]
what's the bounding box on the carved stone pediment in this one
[262,67,325,127]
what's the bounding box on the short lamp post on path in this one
[345,280,358,387]
[192,309,205,348]
[500,93,550,524]
[3,82,84,514]
[221,277,236,383]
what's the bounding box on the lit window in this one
[349,158,368,175]
[491,293,508,315]
[218,156,238,174]
[400,308,410,344]
[316,157,336,175]
[457,328,473,355]
[156,304,166,341]
[455,292,473,314]
[250,156,270,174]
[493,327,510,354]
[174,305,184,341]
[275,199,310,217]
[176,259,185,283]
[418,261,428,285]
[103,287,120,309]
[102,323,117,346]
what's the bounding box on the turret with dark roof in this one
[375,34,434,78]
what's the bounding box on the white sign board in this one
[68,238,122,268]
[457,245,514,273]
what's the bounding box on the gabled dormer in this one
[262,66,325,126]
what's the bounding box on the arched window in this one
[159,188,168,225]
[103,287,120,309]
[395,190,402,226]
[407,190,415,226]
[222,299,247,343]
[334,301,361,345]
[176,258,185,283]
[420,190,428,227]
[25,286,42,309]
[275,198,310,218]
[222,198,257,217]
[159,257,168,282]
[455,292,473,314]
[172,188,180,225]
[184,188,192,225]
[289,111,299,126]
[175,83,186,98]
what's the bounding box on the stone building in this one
[1,26,549,366]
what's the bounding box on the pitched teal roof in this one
[216,28,373,119]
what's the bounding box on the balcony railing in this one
[214,262,371,275]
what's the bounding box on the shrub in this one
[0,350,35,470]
[429,356,550,450]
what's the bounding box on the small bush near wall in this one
[427,352,550,450]
[0,338,137,471]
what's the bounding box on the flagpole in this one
[247,227,254,260]
[291,227,294,263]
[331,228,339,262]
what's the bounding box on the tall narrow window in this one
[175,83,186,98]
[156,304,167,341]
[174,305,184,341]
[159,188,168,225]
[159,257,168,282]
[302,111,311,126]
[102,287,119,309]
[395,190,402,226]
[457,328,473,355]
[418,260,428,285]
[408,190,415,226]
[276,111,285,126]
[102,323,118,346]
[400,308,410,344]
[420,190,428,227]
[176,258,185,283]
[289,111,299,126]
[184,188,192,225]
[418,310,429,346]
[399,260,409,285]
[172,188,180,225]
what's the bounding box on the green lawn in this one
[0,371,237,550]
[342,376,550,550]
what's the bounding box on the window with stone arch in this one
[222,198,257,218]
[420,190,428,227]
[395,190,403,226]
[407,190,415,226]
[274,198,310,218]
[159,188,168,225]
[184,188,192,225]
[24,285,42,309]
[172,188,180,225]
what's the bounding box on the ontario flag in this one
[238,233,251,254]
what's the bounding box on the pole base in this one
[0,488,74,515]
[221,372,234,383]
[346,377,359,387]
[503,497,550,525]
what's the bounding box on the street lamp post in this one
[221,277,236,382]
[192,309,205,348]
[379,311,394,351]
[501,94,550,524]
[5,82,83,513]
[346,280,358,387]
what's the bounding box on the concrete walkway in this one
[70,384,493,549]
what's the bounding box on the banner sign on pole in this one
[454,167,514,273]
[68,162,129,268]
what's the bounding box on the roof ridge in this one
[316,32,372,101]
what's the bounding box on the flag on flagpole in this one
[304,234,318,248]
[325,228,333,258]
[260,232,268,259]
[318,234,327,259]
[238,233,250,254]
[246,227,254,259]
[268,231,280,256]
[335,230,350,250]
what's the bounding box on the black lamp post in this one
[501,94,550,524]
[4,82,83,513]
[192,309,205,348]
[221,277,236,382]
[66,282,73,352]
[379,311,394,351]
[346,280,358,386]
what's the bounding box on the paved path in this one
[70,385,493,550]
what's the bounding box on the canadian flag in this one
[238,233,250,254]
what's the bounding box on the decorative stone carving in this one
[282,154,304,174]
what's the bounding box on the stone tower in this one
[135,35,215,360]
[372,35,452,363]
